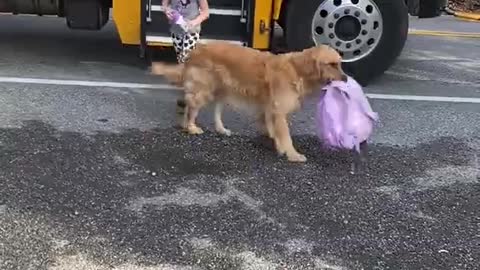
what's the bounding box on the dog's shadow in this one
[122,127,474,188]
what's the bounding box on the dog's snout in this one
[340,74,348,82]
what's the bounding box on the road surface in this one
[0,15,479,270]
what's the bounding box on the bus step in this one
[146,33,247,47]
[146,5,248,43]
[149,0,245,9]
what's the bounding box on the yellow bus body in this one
[112,0,284,50]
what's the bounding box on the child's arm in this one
[162,0,173,20]
[161,0,170,9]
[189,0,210,27]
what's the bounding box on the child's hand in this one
[187,19,200,29]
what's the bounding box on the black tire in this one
[406,0,420,16]
[284,0,409,86]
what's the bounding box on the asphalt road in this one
[0,15,479,270]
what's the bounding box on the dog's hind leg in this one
[183,83,205,135]
[182,67,216,135]
[214,102,232,136]
[184,97,204,135]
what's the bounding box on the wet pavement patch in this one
[0,120,478,269]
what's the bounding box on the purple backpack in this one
[316,76,378,173]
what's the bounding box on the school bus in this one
[0,0,444,85]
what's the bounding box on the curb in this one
[445,7,480,21]
[455,17,480,22]
[453,11,480,21]
[408,29,480,38]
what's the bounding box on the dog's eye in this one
[329,63,339,69]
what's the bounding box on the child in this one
[162,0,209,125]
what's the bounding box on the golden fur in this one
[151,42,346,162]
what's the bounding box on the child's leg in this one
[171,33,187,126]
[171,33,185,63]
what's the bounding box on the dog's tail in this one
[150,62,184,87]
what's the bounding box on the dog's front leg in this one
[264,112,276,140]
[184,93,204,135]
[272,114,306,162]
[185,105,204,135]
[261,111,282,152]
[255,112,274,139]
[214,102,232,136]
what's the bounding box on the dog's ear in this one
[264,57,300,97]
[315,61,328,80]
[312,46,346,82]
[289,49,318,77]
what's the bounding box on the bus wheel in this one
[284,0,408,86]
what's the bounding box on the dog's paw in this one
[287,152,307,163]
[216,127,232,136]
[187,125,204,135]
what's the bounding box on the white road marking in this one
[0,76,175,90]
[1,76,480,104]
[385,69,480,88]
[366,93,480,104]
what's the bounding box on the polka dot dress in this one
[171,32,200,63]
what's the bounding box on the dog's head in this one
[293,45,347,84]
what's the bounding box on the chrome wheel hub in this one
[311,0,383,62]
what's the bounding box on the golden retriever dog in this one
[151,42,346,162]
